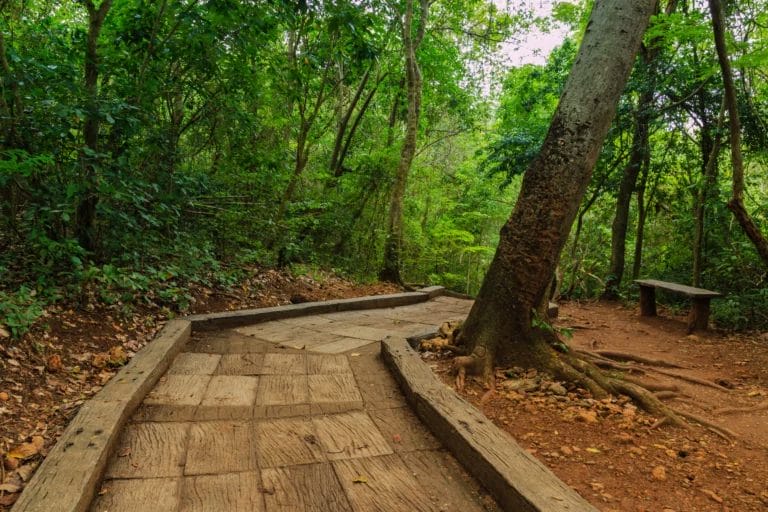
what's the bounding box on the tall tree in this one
[454,0,675,417]
[708,0,768,266]
[380,0,428,283]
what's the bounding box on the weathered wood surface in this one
[381,336,598,512]
[12,320,191,512]
[89,477,179,511]
[307,354,350,374]
[368,406,441,453]
[257,375,309,406]
[168,352,221,375]
[187,289,445,331]
[216,353,264,375]
[181,472,263,512]
[634,279,722,298]
[261,464,352,512]
[185,421,256,474]
[307,374,362,404]
[312,411,393,461]
[255,418,325,468]
[105,422,189,479]
[261,353,306,374]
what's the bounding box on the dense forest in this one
[2,0,768,337]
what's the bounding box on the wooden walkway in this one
[89,296,498,511]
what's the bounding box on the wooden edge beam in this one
[185,288,446,331]
[12,320,192,512]
[381,337,598,512]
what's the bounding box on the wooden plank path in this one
[87,296,501,512]
[15,291,597,512]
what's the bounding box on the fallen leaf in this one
[108,346,128,367]
[0,326,9,338]
[0,493,19,507]
[392,434,402,443]
[46,355,63,372]
[7,436,45,461]
[118,447,131,457]
[576,410,598,424]
[0,483,22,493]
[352,476,368,484]
[0,391,9,401]
[586,447,601,454]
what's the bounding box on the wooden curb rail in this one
[381,336,598,512]
[12,286,444,512]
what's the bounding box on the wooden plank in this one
[381,337,598,512]
[262,463,352,512]
[181,472,263,512]
[255,418,325,468]
[634,279,722,298]
[256,376,308,406]
[261,353,306,375]
[638,284,657,317]
[105,423,190,479]
[196,376,259,420]
[89,477,179,511]
[349,353,404,410]
[312,411,393,461]
[400,450,491,512]
[368,407,441,453]
[310,337,373,354]
[687,298,712,332]
[187,292,435,331]
[307,354,350,374]
[13,320,191,512]
[308,374,362,404]
[185,421,257,475]
[144,374,210,407]
[168,353,221,375]
[324,325,394,342]
[216,353,264,375]
[333,454,442,512]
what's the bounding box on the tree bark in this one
[459,0,656,372]
[75,0,113,253]
[379,0,428,283]
[709,0,768,266]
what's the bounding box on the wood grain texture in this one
[634,279,722,297]
[261,354,306,375]
[308,374,362,404]
[255,418,325,468]
[144,374,210,406]
[89,477,180,511]
[368,406,441,452]
[381,337,598,512]
[306,354,350,374]
[256,376,308,406]
[400,450,490,512]
[324,325,394,341]
[200,376,259,407]
[13,320,191,512]
[181,472,263,512]
[261,464,352,512]
[350,354,403,409]
[185,421,257,475]
[105,423,190,479]
[168,353,221,375]
[216,353,264,375]
[333,454,442,512]
[310,337,373,354]
[312,411,392,461]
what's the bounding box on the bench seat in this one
[634,279,723,332]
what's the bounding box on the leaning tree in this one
[453,0,686,421]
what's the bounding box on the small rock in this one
[651,465,667,481]
[560,446,574,456]
[0,391,9,401]
[548,382,567,395]
[614,433,633,444]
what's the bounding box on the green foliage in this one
[0,287,46,337]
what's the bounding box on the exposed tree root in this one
[623,375,679,392]
[653,391,680,400]
[672,410,736,441]
[715,401,768,415]
[647,368,732,391]
[594,350,687,369]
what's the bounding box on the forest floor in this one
[0,268,400,508]
[426,300,768,512]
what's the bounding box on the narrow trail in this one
[90,297,498,511]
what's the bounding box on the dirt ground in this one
[426,300,768,511]
[0,268,400,508]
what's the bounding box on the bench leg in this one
[639,285,656,316]
[687,298,711,333]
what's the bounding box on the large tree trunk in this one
[75,0,113,253]
[458,0,656,374]
[379,0,428,284]
[709,0,768,266]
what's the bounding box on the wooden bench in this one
[634,279,723,333]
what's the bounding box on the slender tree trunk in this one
[631,154,651,280]
[380,0,428,283]
[330,68,370,175]
[75,0,113,253]
[603,90,651,298]
[709,0,768,266]
[458,0,656,373]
